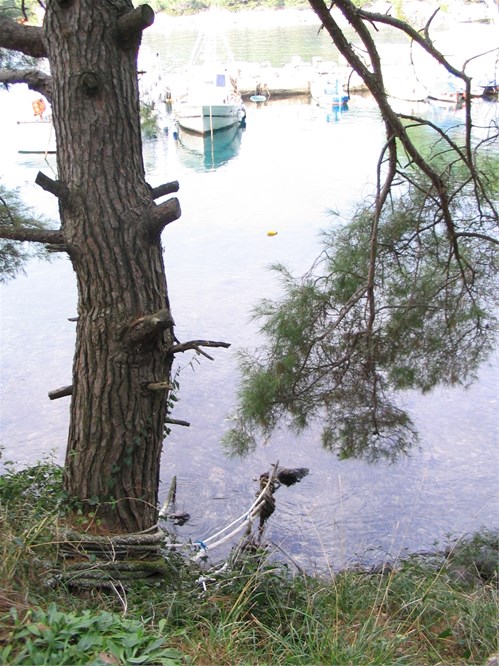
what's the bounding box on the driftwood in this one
[57,528,172,588]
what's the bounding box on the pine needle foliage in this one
[0,183,53,282]
[225,165,498,461]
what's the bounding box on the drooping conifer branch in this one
[116,5,154,49]
[127,308,175,345]
[0,68,52,100]
[0,17,47,58]
[147,198,181,236]
[150,181,180,200]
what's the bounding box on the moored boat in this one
[172,21,246,136]
[310,75,349,109]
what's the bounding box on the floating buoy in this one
[267,230,278,236]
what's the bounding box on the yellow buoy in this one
[267,230,278,236]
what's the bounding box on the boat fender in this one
[32,98,46,118]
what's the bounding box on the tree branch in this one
[35,171,70,200]
[455,232,499,245]
[127,308,174,345]
[146,381,174,391]
[116,4,155,50]
[0,17,47,58]
[164,417,190,427]
[0,68,52,100]
[49,385,72,400]
[356,6,470,83]
[147,198,181,236]
[150,181,179,200]
[170,339,231,361]
[0,226,64,244]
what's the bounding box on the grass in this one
[0,457,497,665]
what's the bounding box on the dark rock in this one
[168,512,190,526]
[473,545,498,582]
[276,467,309,486]
[370,561,394,575]
[447,566,482,586]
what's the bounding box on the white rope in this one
[191,498,268,560]
[159,463,279,559]
[202,471,275,545]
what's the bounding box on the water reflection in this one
[174,124,244,172]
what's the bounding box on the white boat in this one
[172,21,246,136]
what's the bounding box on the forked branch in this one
[170,339,231,361]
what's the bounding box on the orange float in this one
[32,98,46,118]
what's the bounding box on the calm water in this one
[0,17,498,571]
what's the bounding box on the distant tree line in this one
[151,0,316,16]
[150,0,488,17]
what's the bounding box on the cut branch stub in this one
[116,5,155,50]
[36,171,70,202]
[150,181,180,200]
[46,243,69,253]
[164,417,190,427]
[127,308,175,346]
[147,198,181,237]
[49,385,73,400]
[146,381,174,391]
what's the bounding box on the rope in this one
[160,463,279,560]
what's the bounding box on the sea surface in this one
[0,14,498,572]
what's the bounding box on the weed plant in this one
[1,457,497,665]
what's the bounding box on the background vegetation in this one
[148,0,489,17]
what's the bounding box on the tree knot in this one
[79,71,102,97]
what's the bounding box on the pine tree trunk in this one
[43,0,177,532]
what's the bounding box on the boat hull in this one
[176,124,242,170]
[174,104,242,135]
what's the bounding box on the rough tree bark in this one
[1,0,181,532]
